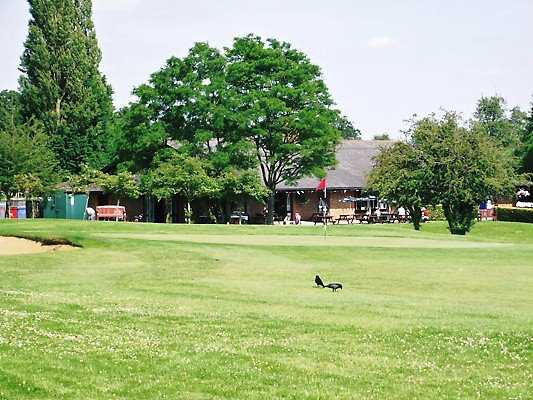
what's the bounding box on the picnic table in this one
[230,212,249,224]
[364,214,378,224]
[378,212,397,223]
[312,213,334,225]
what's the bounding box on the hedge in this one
[496,207,533,223]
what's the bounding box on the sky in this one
[1,0,532,138]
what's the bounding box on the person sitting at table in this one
[362,207,371,223]
[318,198,327,215]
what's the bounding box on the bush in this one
[427,205,445,221]
[496,207,533,223]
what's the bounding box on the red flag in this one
[316,178,327,197]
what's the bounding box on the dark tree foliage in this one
[111,103,168,173]
[19,0,114,173]
[373,133,390,141]
[335,115,361,140]
[115,43,256,172]
[0,90,23,132]
[523,101,533,173]
[473,96,527,158]
[113,43,264,221]
[0,119,58,216]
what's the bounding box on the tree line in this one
[1,0,354,223]
[1,0,532,231]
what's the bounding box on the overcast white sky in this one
[1,0,532,138]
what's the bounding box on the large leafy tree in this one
[370,112,517,235]
[473,96,528,161]
[368,142,427,230]
[416,113,516,234]
[111,103,168,173]
[19,0,113,172]
[129,42,255,171]
[0,120,58,217]
[226,35,341,223]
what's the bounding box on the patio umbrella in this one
[342,196,358,202]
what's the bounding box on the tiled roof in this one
[278,140,393,191]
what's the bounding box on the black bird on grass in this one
[315,275,325,287]
[314,275,343,292]
[325,283,343,292]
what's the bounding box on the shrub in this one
[427,205,445,221]
[496,207,533,223]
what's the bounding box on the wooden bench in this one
[96,206,127,221]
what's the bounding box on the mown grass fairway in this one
[0,220,532,399]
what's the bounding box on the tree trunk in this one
[116,199,120,222]
[224,199,231,224]
[5,195,10,219]
[55,98,62,119]
[266,191,275,225]
[408,206,421,231]
[165,198,172,224]
[186,199,191,224]
[443,202,476,235]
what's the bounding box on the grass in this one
[0,219,532,399]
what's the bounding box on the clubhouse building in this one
[39,140,390,223]
[269,140,390,222]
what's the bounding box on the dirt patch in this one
[0,236,77,256]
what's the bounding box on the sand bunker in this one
[0,236,76,256]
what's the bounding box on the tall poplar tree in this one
[19,0,113,172]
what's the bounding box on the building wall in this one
[291,189,362,221]
[292,191,319,220]
[240,189,365,223]
[327,190,358,219]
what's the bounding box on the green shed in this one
[43,191,88,220]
